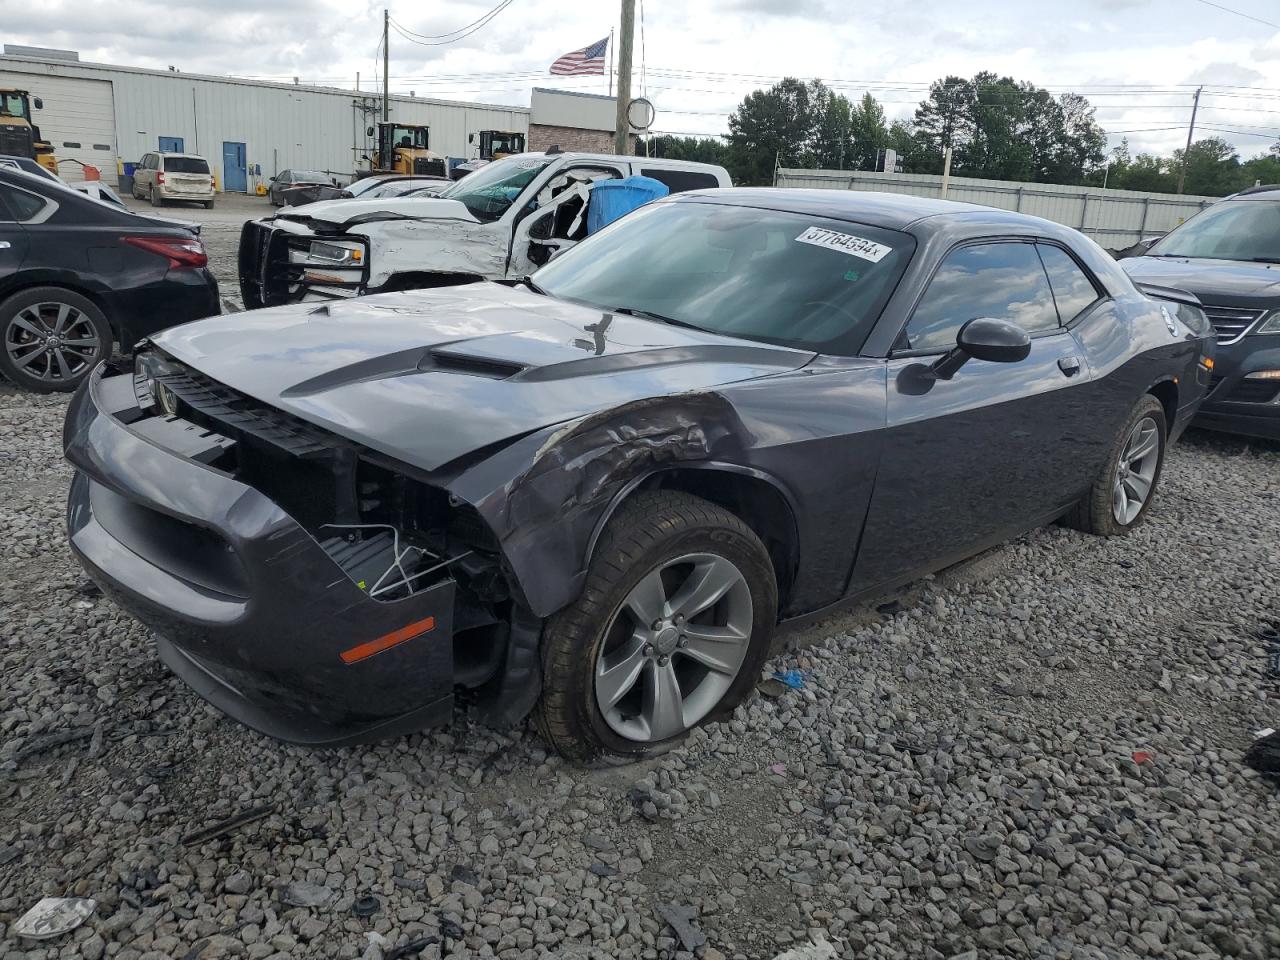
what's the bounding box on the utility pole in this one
[614,0,635,155]
[1176,85,1202,195]
[382,8,390,124]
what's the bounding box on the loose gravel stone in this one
[1,243,1279,959]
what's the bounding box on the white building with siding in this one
[0,49,530,191]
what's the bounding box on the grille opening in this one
[1202,305,1266,344]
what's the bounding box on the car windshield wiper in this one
[609,306,706,331]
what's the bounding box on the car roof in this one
[1225,183,1280,200]
[544,152,726,172]
[672,187,1089,240]
[156,152,208,160]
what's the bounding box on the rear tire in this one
[1065,394,1166,536]
[150,187,163,207]
[0,287,112,394]
[534,490,777,764]
[204,199,215,209]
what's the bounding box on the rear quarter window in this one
[640,168,721,194]
[0,185,49,222]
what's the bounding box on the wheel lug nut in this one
[643,644,654,657]
[658,656,669,666]
[650,619,662,631]
[675,614,685,624]
[678,637,688,648]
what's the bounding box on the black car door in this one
[848,239,1096,594]
[0,184,32,287]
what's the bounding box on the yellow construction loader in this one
[0,89,57,174]
[476,130,526,161]
[369,122,446,177]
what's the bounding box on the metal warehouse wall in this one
[1,56,529,190]
[776,168,1220,249]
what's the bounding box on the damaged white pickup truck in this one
[238,151,731,307]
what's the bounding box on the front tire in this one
[0,288,111,393]
[535,491,777,763]
[1066,394,1166,536]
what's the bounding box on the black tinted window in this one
[0,185,47,221]
[640,168,720,194]
[534,201,916,353]
[903,242,1058,352]
[164,157,210,174]
[1037,244,1099,323]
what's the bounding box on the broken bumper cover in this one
[63,368,455,746]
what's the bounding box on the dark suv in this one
[1122,184,1280,440]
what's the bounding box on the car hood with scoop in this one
[151,283,815,472]
[1122,256,1280,306]
[272,195,477,228]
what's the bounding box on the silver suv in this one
[132,152,214,209]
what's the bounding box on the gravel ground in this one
[1,220,1279,960]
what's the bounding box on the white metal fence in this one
[774,168,1221,250]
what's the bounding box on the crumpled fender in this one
[447,392,750,618]
[349,220,509,288]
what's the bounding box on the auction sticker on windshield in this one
[795,226,893,262]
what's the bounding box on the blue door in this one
[158,136,184,152]
[222,141,247,193]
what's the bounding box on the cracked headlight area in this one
[308,240,363,264]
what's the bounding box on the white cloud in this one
[4,0,1280,157]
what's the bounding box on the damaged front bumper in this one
[63,367,457,746]
[239,219,369,309]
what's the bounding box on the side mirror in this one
[33,97,43,110]
[930,317,1031,380]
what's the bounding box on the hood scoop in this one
[280,343,524,398]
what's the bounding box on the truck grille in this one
[1202,305,1266,345]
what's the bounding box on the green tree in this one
[652,135,729,167]
[1172,137,1241,196]
[848,93,889,170]
[812,88,854,169]
[726,77,827,184]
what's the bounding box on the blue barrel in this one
[586,176,670,234]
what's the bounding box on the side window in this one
[0,185,48,222]
[901,241,1059,352]
[640,168,720,194]
[1037,244,1102,324]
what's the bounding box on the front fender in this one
[446,393,749,618]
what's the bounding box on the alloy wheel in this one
[594,552,753,743]
[4,302,103,386]
[1112,416,1160,525]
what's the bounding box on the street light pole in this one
[382,9,390,124]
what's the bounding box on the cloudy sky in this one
[8,0,1280,158]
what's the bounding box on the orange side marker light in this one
[340,615,436,664]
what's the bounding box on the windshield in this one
[390,126,429,150]
[1149,199,1280,262]
[292,170,329,183]
[534,201,917,352]
[164,157,210,174]
[438,155,551,222]
[363,179,441,198]
[0,92,29,119]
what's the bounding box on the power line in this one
[390,0,518,40]
[1190,0,1280,29]
[388,1,515,47]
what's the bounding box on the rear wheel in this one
[0,288,111,393]
[204,199,215,209]
[535,491,777,763]
[150,186,164,207]
[1066,394,1166,536]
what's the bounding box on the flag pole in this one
[608,29,615,96]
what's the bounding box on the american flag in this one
[550,37,609,76]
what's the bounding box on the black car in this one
[63,189,1214,761]
[268,169,334,207]
[1121,185,1280,441]
[0,168,219,392]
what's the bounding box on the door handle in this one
[1058,356,1082,377]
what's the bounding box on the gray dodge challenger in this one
[63,189,1215,762]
